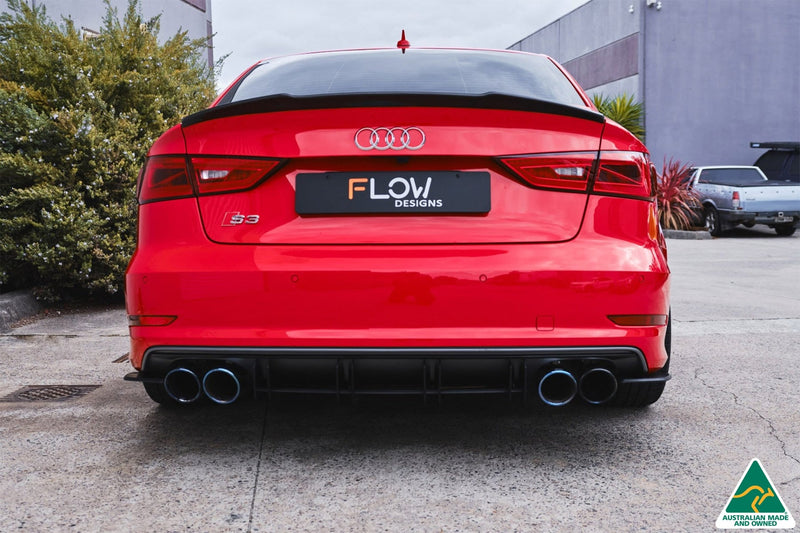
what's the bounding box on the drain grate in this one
[0,385,101,402]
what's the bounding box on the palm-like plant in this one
[657,158,701,230]
[592,93,645,142]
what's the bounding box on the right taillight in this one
[497,151,652,199]
[592,151,652,199]
[497,153,596,192]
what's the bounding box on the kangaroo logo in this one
[732,485,775,513]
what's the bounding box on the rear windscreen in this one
[226,49,586,108]
[698,168,767,185]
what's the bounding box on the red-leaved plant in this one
[657,158,701,230]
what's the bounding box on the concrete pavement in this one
[0,226,797,532]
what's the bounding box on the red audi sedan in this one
[125,47,670,408]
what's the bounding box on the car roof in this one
[253,47,549,64]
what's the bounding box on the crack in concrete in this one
[247,400,269,533]
[676,317,800,323]
[693,367,800,485]
[0,334,126,339]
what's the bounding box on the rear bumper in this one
[126,238,670,373]
[126,196,670,374]
[720,210,799,225]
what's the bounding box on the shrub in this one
[0,0,219,299]
[592,93,645,142]
[657,158,700,230]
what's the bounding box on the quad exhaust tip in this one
[202,368,241,405]
[538,369,577,407]
[164,367,202,404]
[578,367,618,405]
[538,367,619,406]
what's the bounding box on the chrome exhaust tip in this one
[578,368,618,405]
[164,367,202,404]
[538,369,577,406]
[202,368,241,405]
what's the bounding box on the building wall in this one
[509,0,641,98]
[643,0,800,167]
[10,0,213,66]
[584,75,639,101]
[510,0,800,169]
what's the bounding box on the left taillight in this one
[138,156,283,204]
[190,157,282,195]
[138,156,193,204]
[732,191,741,210]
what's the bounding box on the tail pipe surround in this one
[202,368,241,405]
[538,369,578,406]
[578,367,618,405]
[164,367,202,404]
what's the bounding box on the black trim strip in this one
[182,93,605,127]
[619,374,671,384]
[140,345,649,374]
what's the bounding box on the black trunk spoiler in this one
[182,93,604,127]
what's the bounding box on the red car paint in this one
[125,48,670,407]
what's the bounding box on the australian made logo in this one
[716,459,795,529]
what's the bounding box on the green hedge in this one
[0,0,218,299]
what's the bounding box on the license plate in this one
[295,172,491,215]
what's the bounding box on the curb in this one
[663,229,712,240]
[0,290,41,332]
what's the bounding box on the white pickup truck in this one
[690,166,800,236]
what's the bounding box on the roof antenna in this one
[397,30,410,53]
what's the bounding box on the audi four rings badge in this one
[355,127,426,151]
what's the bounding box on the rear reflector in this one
[138,156,192,204]
[191,157,282,195]
[608,314,668,326]
[497,151,652,199]
[128,315,177,327]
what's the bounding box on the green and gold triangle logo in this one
[716,459,796,529]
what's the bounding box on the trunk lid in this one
[181,106,605,245]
